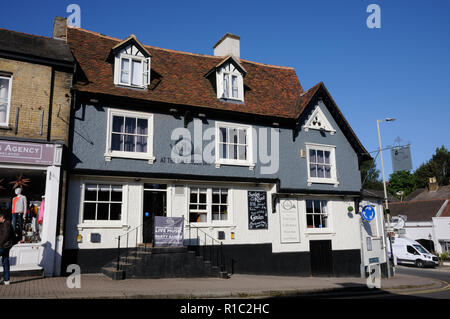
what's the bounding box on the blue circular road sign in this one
[362,205,375,221]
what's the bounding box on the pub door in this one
[143,190,167,244]
[309,240,333,276]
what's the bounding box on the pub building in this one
[0,22,74,276]
[62,20,388,278]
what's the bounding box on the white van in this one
[388,237,439,268]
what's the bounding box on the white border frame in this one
[0,75,13,128]
[215,121,255,169]
[186,185,235,227]
[305,142,339,187]
[104,108,155,163]
[77,178,128,229]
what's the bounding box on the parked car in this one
[388,237,439,268]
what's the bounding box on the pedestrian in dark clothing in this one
[0,212,14,285]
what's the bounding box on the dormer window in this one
[206,56,246,103]
[222,64,241,100]
[111,34,152,89]
[119,55,150,87]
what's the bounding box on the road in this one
[390,265,450,299]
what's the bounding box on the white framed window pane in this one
[231,128,238,144]
[97,203,109,220]
[83,203,96,220]
[110,203,122,220]
[136,135,147,153]
[223,74,229,97]
[0,103,7,123]
[310,164,317,178]
[0,78,11,124]
[324,151,331,164]
[112,116,124,133]
[125,117,136,134]
[121,58,130,83]
[238,145,246,160]
[317,150,324,164]
[137,118,148,135]
[111,134,123,151]
[317,165,324,178]
[124,135,135,152]
[84,185,97,201]
[238,129,246,145]
[131,60,143,86]
[219,127,227,143]
[309,150,316,163]
[232,75,238,98]
[325,166,331,178]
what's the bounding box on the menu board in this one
[248,191,268,229]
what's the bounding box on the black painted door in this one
[143,191,166,243]
[310,240,333,276]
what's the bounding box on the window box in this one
[105,108,155,163]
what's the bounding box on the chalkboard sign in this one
[248,191,268,229]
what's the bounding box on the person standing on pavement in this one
[0,211,15,285]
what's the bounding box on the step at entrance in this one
[101,246,230,280]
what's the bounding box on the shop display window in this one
[0,169,47,244]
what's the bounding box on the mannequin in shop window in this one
[11,188,26,243]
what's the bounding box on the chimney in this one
[53,16,67,40]
[428,177,439,192]
[214,33,240,58]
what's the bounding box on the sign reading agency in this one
[248,191,268,229]
[0,140,55,165]
[154,216,184,247]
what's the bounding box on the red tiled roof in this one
[67,27,303,119]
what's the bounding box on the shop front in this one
[0,139,62,276]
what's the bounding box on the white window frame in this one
[0,75,13,127]
[78,180,127,228]
[187,186,233,226]
[216,63,244,102]
[115,53,150,88]
[105,108,155,163]
[304,199,334,234]
[305,143,338,187]
[215,121,254,169]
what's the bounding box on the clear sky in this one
[1,0,449,177]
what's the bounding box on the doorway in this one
[309,240,333,276]
[142,185,167,244]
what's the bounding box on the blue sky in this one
[1,0,449,177]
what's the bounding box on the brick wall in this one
[0,57,72,145]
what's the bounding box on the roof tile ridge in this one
[68,27,296,69]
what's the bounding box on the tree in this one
[414,146,450,188]
[387,170,416,199]
[360,159,384,190]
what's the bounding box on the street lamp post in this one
[377,118,396,278]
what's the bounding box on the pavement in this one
[0,270,446,299]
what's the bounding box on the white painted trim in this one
[104,108,155,163]
[114,50,150,88]
[215,121,254,168]
[0,75,13,127]
[186,185,235,227]
[216,62,244,102]
[303,103,336,135]
[305,143,339,186]
[78,178,129,227]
